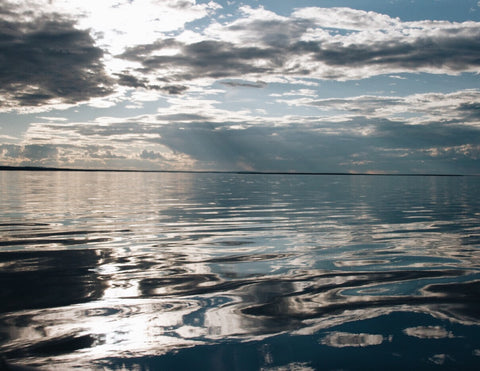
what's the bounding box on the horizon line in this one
[0,165,470,177]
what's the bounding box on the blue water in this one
[0,171,479,370]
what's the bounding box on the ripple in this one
[4,334,98,358]
[0,172,479,369]
[206,253,295,263]
[0,237,112,247]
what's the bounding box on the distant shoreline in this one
[0,165,468,176]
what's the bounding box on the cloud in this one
[4,116,479,173]
[281,89,480,125]
[22,144,58,160]
[161,85,190,95]
[292,7,399,30]
[117,38,283,88]
[148,117,479,173]
[2,87,476,173]
[117,6,480,87]
[3,3,480,110]
[0,143,134,168]
[114,72,189,95]
[303,26,480,78]
[140,149,165,160]
[221,80,267,88]
[0,144,23,159]
[43,0,222,54]
[87,147,126,159]
[0,144,58,165]
[114,73,151,90]
[1,2,479,174]
[0,8,114,111]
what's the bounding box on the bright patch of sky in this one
[0,0,479,173]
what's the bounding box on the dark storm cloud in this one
[0,12,114,108]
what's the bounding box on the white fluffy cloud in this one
[292,7,400,30]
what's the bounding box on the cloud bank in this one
[6,88,477,173]
[117,6,480,92]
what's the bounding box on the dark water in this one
[1,171,479,370]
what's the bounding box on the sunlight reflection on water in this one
[0,172,479,369]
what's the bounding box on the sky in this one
[0,0,480,174]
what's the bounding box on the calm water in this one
[1,171,480,370]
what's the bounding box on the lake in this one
[0,171,479,370]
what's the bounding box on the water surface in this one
[1,171,479,370]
